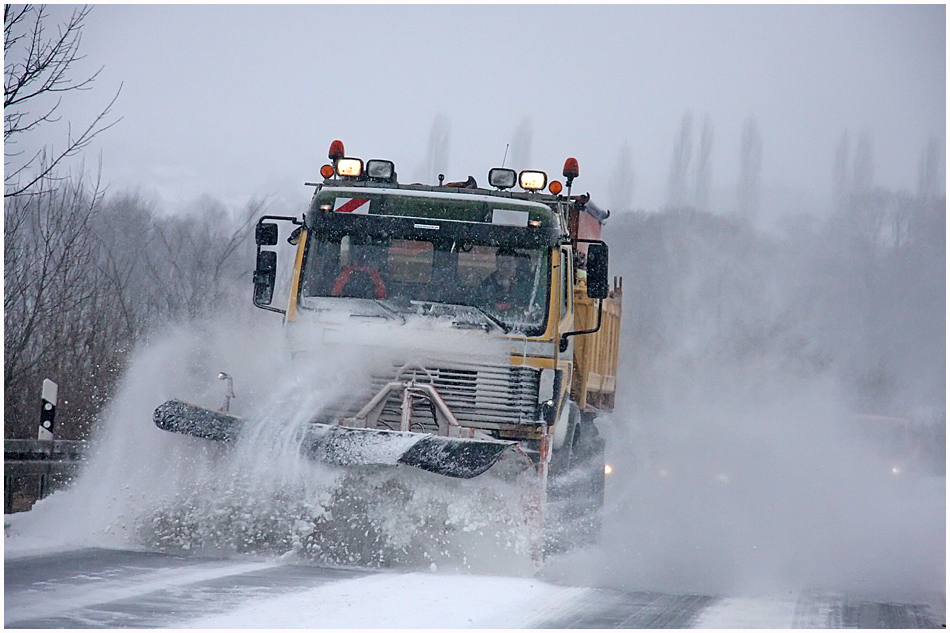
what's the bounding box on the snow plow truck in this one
[153,140,622,550]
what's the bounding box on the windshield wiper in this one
[377,298,510,333]
[469,307,511,333]
[373,300,407,324]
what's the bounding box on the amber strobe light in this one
[320,164,335,179]
[563,157,579,187]
[549,180,563,195]
[329,140,345,161]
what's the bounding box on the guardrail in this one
[4,439,86,514]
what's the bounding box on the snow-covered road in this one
[5,321,944,628]
[4,547,943,628]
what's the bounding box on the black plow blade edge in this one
[398,435,514,479]
[153,399,242,442]
[299,426,517,479]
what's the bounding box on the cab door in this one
[556,246,575,400]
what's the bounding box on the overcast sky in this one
[26,4,947,217]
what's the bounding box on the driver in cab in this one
[331,243,387,299]
[476,247,530,311]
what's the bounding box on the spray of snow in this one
[7,314,537,575]
[543,363,945,599]
[541,209,945,600]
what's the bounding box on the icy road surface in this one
[4,547,943,628]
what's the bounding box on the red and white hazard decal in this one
[333,198,370,214]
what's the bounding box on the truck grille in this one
[319,361,541,434]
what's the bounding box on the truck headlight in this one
[336,158,363,178]
[366,159,395,181]
[519,170,547,191]
[489,168,517,190]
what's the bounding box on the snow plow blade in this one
[154,399,241,441]
[304,425,531,479]
[153,399,533,479]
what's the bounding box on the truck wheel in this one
[548,401,579,483]
[545,403,604,551]
[571,413,605,545]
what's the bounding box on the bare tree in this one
[4,4,120,198]
[508,117,532,173]
[917,134,944,201]
[4,184,265,439]
[694,115,713,212]
[832,131,850,211]
[852,129,874,194]
[4,170,105,437]
[609,141,635,212]
[3,8,276,440]
[666,112,693,209]
[92,192,161,338]
[737,115,762,223]
[417,114,450,184]
[143,197,264,322]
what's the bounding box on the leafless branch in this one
[4,5,121,198]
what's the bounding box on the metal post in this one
[218,372,235,413]
[38,379,57,441]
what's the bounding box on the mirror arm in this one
[253,296,286,314]
[559,298,603,352]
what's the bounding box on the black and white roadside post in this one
[38,378,57,441]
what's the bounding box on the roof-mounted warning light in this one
[563,157,579,188]
[321,140,348,180]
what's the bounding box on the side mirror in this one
[585,242,609,299]
[256,222,279,246]
[253,250,277,305]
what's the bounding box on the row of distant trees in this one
[595,108,944,229]
[608,151,945,471]
[4,176,263,439]
[609,108,944,437]
[661,112,944,222]
[611,188,944,414]
[662,113,766,221]
[4,6,263,439]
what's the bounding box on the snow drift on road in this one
[181,572,588,629]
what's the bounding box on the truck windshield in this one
[299,232,550,335]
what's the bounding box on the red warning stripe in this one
[335,198,370,214]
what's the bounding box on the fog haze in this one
[6,2,945,602]
[30,4,945,215]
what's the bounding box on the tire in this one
[571,412,605,544]
[545,404,604,551]
[548,401,580,485]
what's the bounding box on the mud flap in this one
[153,399,533,480]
